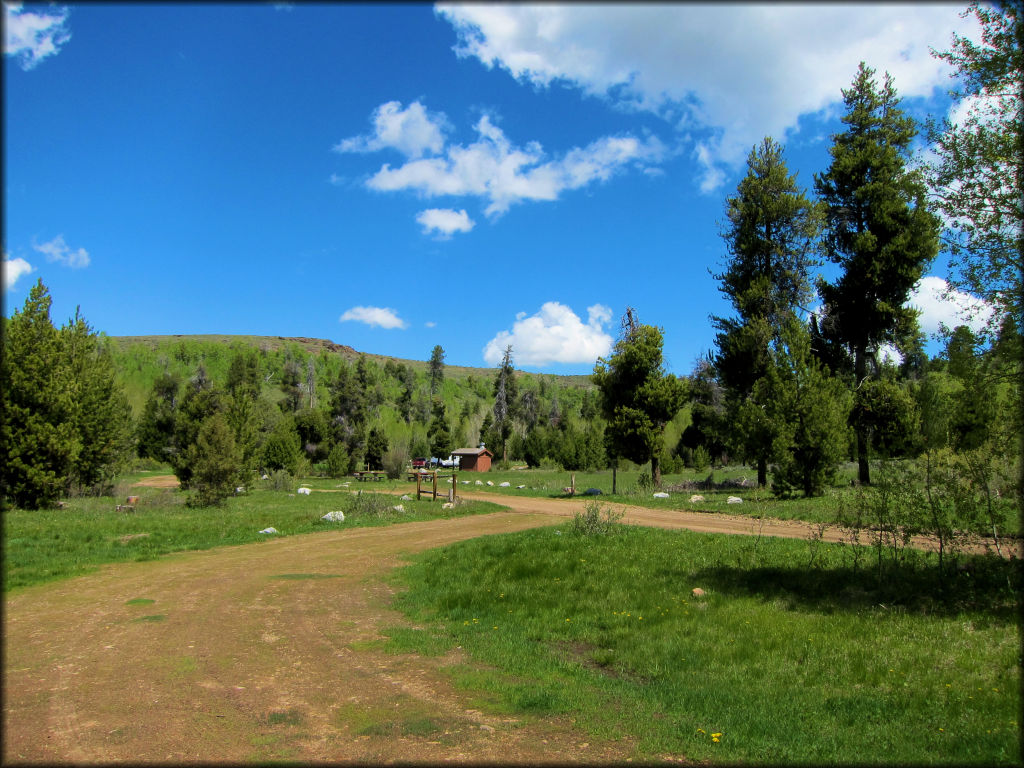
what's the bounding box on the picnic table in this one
[352,470,387,481]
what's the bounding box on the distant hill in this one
[106,334,595,418]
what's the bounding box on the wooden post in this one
[571,473,576,496]
[432,470,438,501]
[416,472,423,501]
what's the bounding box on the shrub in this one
[692,445,711,472]
[570,500,624,536]
[382,445,409,479]
[263,469,293,491]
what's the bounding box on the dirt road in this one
[3,485,1013,763]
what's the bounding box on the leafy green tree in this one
[522,425,549,467]
[189,412,241,507]
[62,311,133,494]
[712,137,822,486]
[928,1,1022,338]
[814,62,941,484]
[428,399,453,458]
[0,280,78,508]
[850,376,921,459]
[428,345,445,395]
[592,308,687,487]
[365,426,389,470]
[137,372,181,462]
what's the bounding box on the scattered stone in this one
[691,587,705,598]
[499,481,511,487]
[442,502,454,510]
[261,474,269,480]
[392,504,404,512]
[475,480,484,486]
[259,527,278,534]
[516,485,526,489]
[401,494,412,500]
[321,511,346,522]
[235,486,245,495]
[653,492,670,499]
[297,487,312,495]
[727,496,743,504]
[582,488,602,496]
[486,481,494,486]
[689,494,705,503]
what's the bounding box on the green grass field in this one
[2,471,504,591]
[386,520,1021,763]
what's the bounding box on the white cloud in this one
[32,235,89,268]
[334,100,447,159]
[436,4,978,191]
[483,302,614,367]
[425,320,437,328]
[3,256,34,289]
[365,112,663,217]
[908,276,996,338]
[4,2,71,70]
[339,305,407,330]
[416,208,475,238]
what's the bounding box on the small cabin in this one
[451,446,493,472]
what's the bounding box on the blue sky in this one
[3,2,996,375]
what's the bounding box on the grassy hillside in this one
[104,334,611,462]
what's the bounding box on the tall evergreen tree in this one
[492,345,518,463]
[62,310,133,494]
[137,371,182,463]
[712,137,822,486]
[427,399,452,459]
[171,365,225,488]
[814,62,940,484]
[189,411,241,507]
[1,281,78,508]
[428,345,445,395]
[592,308,687,487]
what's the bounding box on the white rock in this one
[499,482,511,487]
[392,504,404,512]
[689,494,705,503]
[442,502,454,510]
[321,511,346,522]
[235,486,245,494]
[516,485,526,489]
[447,478,453,483]
[475,480,483,486]
[653,492,670,499]
[297,487,311,495]
[727,496,743,504]
[258,527,278,534]
[486,481,494,486]
[461,481,470,484]
[401,494,412,500]
[261,474,269,480]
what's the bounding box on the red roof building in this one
[451,446,493,472]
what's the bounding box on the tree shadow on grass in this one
[692,553,1021,625]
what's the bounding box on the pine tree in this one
[592,308,687,487]
[62,310,133,494]
[815,62,940,484]
[365,426,389,470]
[171,365,225,488]
[428,345,445,395]
[492,345,518,463]
[0,280,78,508]
[137,372,181,462]
[712,137,822,486]
[189,412,241,507]
[428,399,453,459]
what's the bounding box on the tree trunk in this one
[652,455,661,488]
[612,465,617,495]
[757,457,767,488]
[855,345,871,485]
